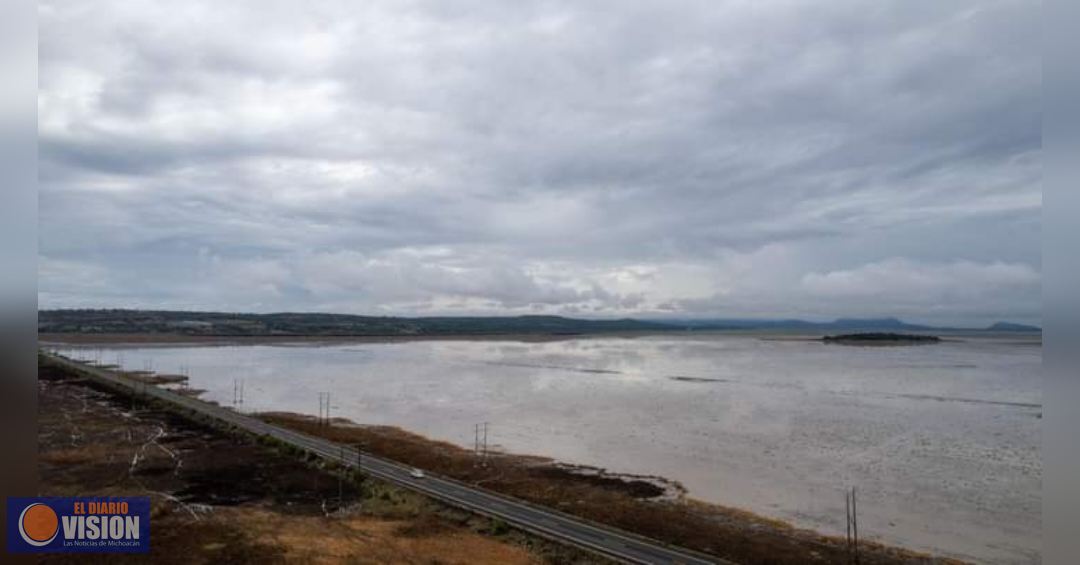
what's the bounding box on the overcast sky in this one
[38,0,1041,326]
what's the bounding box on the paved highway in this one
[45,352,727,565]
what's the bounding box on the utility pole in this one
[471,422,490,463]
[846,490,851,561]
[318,392,331,426]
[852,487,859,565]
[845,487,860,565]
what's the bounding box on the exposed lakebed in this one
[51,333,1041,563]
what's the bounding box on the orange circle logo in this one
[19,503,59,546]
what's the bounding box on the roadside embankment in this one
[38,361,600,564]
[260,412,967,565]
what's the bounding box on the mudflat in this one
[37,362,593,564]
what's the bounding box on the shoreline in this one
[39,330,1042,347]
[38,350,969,563]
[38,362,591,564]
[39,331,670,346]
[256,410,964,564]
[39,334,1037,562]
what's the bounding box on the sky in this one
[37,0,1041,326]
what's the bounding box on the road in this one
[45,352,726,565]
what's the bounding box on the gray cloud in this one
[38,0,1041,326]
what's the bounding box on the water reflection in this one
[51,334,1041,563]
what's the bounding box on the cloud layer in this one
[38,0,1041,325]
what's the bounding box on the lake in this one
[52,334,1041,563]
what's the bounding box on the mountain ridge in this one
[38,309,1040,336]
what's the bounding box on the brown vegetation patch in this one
[262,411,968,565]
[39,356,965,564]
[37,362,578,565]
[120,371,189,385]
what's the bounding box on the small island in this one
[823,332,942,345]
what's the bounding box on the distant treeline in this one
[38,309,1041,337]
[37,309,673,336]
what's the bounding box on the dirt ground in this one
[37,363,602,564]
[261,413,968,565]
[37,356,967,565]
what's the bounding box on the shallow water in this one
[57,334,1041,563]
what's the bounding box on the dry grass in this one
[262,412,969,565]
[37,365,573,565]
[227,506,540,565]
[38,356,963,564]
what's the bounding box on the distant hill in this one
[37,309,672,337]
[37,309,1041,337]
[651,317,1040,333]
[985,321,1042,333]
[657,317,931,331]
